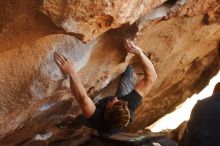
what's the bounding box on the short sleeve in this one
[87,107,105,130]
[119,90,143,113]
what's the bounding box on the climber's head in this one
[213,82,220,94]
[104,97,130,128]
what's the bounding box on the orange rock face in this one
[129,14,220,131]
[0,0,220,145]
[40,0,167,41]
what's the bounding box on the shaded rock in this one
[80,133,177,146]
[169,0,220,17]
[40,0,168,41]
[1,99,74,146]
[178,92,220,146]
[0,34,96,138]
[171,121,187,142]
[149,121,187,143]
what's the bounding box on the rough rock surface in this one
[0,0,220,146]
[0,33,132,139]
[169,0,220,17]
[40,0,167,41]
[129,14,220,131]
[0,0,63,52]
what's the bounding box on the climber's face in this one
[106,97,120,111]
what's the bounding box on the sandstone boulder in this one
[0,32,133,141]
[0,0,220,145]
[128,13,220,131]
[40,0,167,41]
[0,34,95,138]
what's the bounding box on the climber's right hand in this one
[124,39,143,56]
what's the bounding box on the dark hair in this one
[104,100,130,128]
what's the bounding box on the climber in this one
[179,82,220,146]
[53,40,157,135]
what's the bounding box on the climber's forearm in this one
[137,51,157,82]
[69,70,88,104]
[133,51,157,97]
[124,40,157,97]
[69,70,96,118]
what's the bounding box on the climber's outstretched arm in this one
[54,52,96,118]
[124,40,157,97]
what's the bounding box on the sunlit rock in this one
[40,0,167,41]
